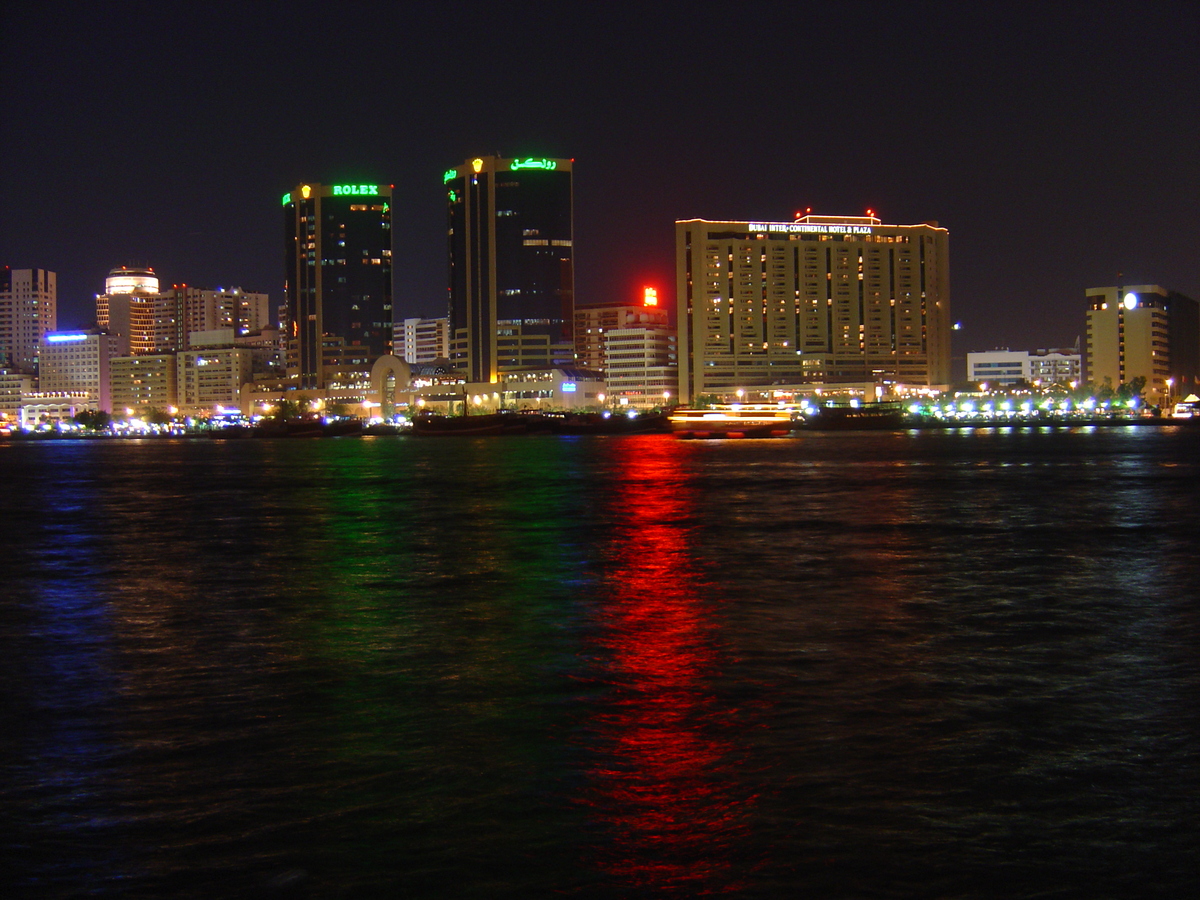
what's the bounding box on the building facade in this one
[177,344,254,414]
[966,348,1081,387]
[98,268,272,357]
[96,266,161,356]
[604,326,678,407]
[111,354,179,413]
[446,155,574,383]
[574,298,669,372]
[399,316,450,365]
[1,267,57,372]
[1,369,35,420]
[38,331,120,412]
[1086,285,1200,405]
[284,182,393,388]
[675,215,950,403]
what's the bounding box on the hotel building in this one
[38,331,120,412]
[283,182,393,388]
[1086,285,1200,405]
[675,215,950,403]
[1,267,57,372]
[446,155,574,384]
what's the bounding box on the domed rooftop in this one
[105,266,158,295]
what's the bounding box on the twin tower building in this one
[284,157,951,402]
[283,155,574,391]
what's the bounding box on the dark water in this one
[2,427,1199,898]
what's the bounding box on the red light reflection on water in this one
[584,436,751,894]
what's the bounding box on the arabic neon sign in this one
[509,158,557,171]
[443,169,457,183]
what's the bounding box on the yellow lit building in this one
[675,215,950,403]
[111,354,178,413]
[1085,285,1200,406]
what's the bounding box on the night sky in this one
[3,0,1197,358]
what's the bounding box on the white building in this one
[1,267,56,372]
[676,215,951,403]
[1028,349,1082,385]
[574,301,669,372]
[399,317,450,364]
[967,349,1082,387]
[604,326,678,407]
[19,393,96,430]
[38,331,120,412]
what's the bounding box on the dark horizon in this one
[2,1,1197,357]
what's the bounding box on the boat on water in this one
[669,406,794,438]
[544,411,670,435]
[410,411,550,436]
[794,401,909,430]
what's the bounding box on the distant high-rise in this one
[96,266,161,356]
[97,267,270,356]
[445,155,574,383]
[1,267,57,372]
[675,215,951,402]
[1086,284,1199,405]
[283,183,393,389]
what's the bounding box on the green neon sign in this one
[331,184,380,196]
[509,158,557,171]
[443,169,457,183]
[447,190,458,202]
[281,192,292,206]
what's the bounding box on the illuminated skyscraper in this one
[283,182,393,389]
[675,215,951,402]
[445,155,574,384]
[1,267,57,372]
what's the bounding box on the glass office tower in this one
[445,156,573,384]
[283,183,392,388]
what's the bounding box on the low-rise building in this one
[967,348,1081,387]
[19,392,95,429]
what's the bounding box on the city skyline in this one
[2,2,1197,355]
